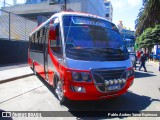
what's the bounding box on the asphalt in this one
[0,63,34,84]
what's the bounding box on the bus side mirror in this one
[49,25,56,40]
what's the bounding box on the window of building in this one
[106,8,109,13]
[106,14,109,17]
[104,3,110,6]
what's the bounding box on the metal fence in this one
[0,9,38,41]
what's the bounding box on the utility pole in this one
[64,0,67,10]
[4,0,5,7]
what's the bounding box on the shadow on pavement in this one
[134,71,156,78]
[65,92,160,118]
[37,75,160,119]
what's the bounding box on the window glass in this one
[105,3,110,6]
[50,18,62,56]
[34,32,39,50]
[30,34,35,50]
[39,28,44,52]
[63,16,128,61]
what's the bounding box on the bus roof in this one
[30,11,111,36]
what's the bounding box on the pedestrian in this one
[139,51,147,72]
[137,50,141,64]
[149,52,153,61]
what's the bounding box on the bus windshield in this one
[63,16,128,61]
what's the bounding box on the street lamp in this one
[64,0,67,11]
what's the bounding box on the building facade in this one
[26,0,48,4]
[2,0,106,23]
[104,0,113,21]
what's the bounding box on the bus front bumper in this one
[63,77,134,100]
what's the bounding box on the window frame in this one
[49,18,63,57]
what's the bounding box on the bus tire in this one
[55,77,68,105]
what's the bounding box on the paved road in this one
[0,61,160,120]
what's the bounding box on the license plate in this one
[108,85,120,91]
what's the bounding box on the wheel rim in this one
[56,81,64,101]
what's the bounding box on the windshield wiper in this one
[66,47,126,56]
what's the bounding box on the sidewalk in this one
[0,63,34,84]
[149,60,159,66]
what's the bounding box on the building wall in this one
[69,0,106,17]
[2,0,105,18]
[0,39,28,64]
[0,9,38,41]
[104,0,113,21]
[2,3,62,14]
[86,0,106,17]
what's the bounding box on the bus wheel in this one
[55,79,68,104]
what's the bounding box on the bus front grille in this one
[91,68,127,93]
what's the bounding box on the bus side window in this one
[31,34,35,51]
[29,36,31,50]
[50,18,62,56]
[39,28,44,52]
[35,32,39,51]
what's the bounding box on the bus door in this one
[44,27,49,81]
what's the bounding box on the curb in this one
[0,73,34,84]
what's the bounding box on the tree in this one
[135,0,160,35]
[151,25,160,44]
[136,25,160,53]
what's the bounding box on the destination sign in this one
[72,17,111,28]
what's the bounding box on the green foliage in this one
[136,24,160,48]
[135,0,160,35]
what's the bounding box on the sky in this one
[0,0,142,31]
[0,0,25,7]
[111,0,143,31]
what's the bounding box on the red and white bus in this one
[28,12,134,104]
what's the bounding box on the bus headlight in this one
[126,68,134,78]
[105,80,110,86]
[72,71,91,82]
[81,72,89,81]
[114,79,118,84]
[122,78,126,83]
[109,80,114,85]
[72,72,79,80]
[118,79,122,84]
